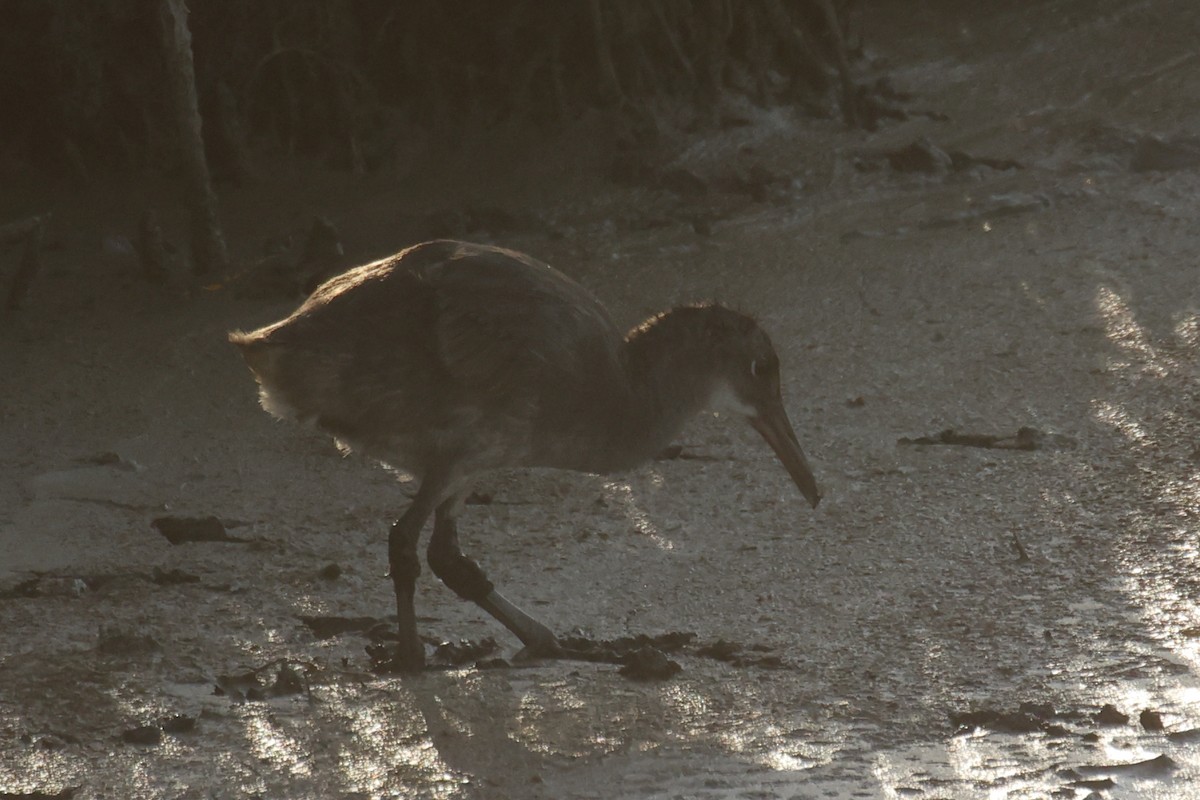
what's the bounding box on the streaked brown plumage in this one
[231,240,819,671]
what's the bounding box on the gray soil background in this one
[4,1,1200,797]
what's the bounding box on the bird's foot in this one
[370,636,427,674]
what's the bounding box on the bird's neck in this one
[596,309,721,470]
[529,307,721,475]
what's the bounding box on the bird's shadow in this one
[403,676,548,797]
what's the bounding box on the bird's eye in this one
[749,358,775,379]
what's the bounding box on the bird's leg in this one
[428,495,562,659]
[387,476,447,673]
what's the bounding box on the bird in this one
[229,239,820,672]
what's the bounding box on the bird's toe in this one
[512,635,564,663]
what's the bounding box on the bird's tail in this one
[228,329,274,375]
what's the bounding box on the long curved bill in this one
[749,401,821,509]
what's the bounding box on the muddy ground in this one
[4,1,1200,797]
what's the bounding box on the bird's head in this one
[697,306,821,509]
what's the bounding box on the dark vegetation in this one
[2,0,868,181]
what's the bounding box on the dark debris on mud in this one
[1095,703,1130,725]
[858,136,1021,175]
[897,426,1076,451]
[118,714,197,748]
[952,701,1184,744]
[0,789,80,800]
[949,703,1187,797]
[1068,753,1178,779]
[214,659,311,702]
[299,615,391,641]
[338,623,792,679]
[151,515,248,545]
[0,567,203,600]
[951,703,1072,737]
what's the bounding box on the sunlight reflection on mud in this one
[603,480,676,551]
[511,678,636,757]
[1117,560,1200,672]
[1093,399,1149,442]
[1080,279,1200,798]
[327,685,463,797]
[871,734,1092,800]
[1095,285,1167,375]
[245,705,313,777]
[1175,313,1200,348]
[0,731,77,797]
[658,681,840,771]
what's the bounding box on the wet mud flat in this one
[4,609,1198,799]
[5,0,1200,797]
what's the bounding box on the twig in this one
[1011,530,1030,562]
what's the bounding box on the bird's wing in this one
[428,244,624,400]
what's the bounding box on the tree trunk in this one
[590,1,625,105]
[814,0,860,126]
[4,214,48,311]
[158,0,228,275]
